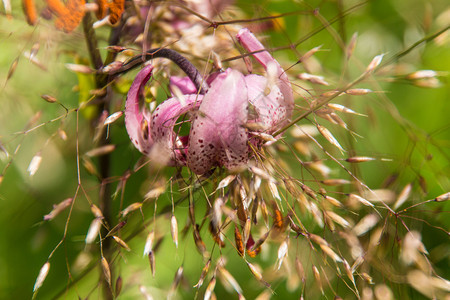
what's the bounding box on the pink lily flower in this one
[124,28,293,174]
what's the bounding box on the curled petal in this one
[151,94,203,166]
[244,74,285,132]
[188,69,248,174]
[236,28,293,125]
[125,65,154,155]
[169,76,198,95]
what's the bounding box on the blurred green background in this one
[0,0,448,299]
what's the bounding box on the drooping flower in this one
[124,28,293,174]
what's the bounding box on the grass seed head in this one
[85,218,102,244]
[317,124,345,153]
[27,152,42,176]
[143,231,155,257]
[43,198,73,221]
[170,215,178,248]
[204,276,216,300]
[33,261,50,293]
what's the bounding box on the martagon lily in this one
[123,28,293,175]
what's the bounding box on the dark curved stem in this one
[111,48,209,94]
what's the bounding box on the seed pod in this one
[121,202,142,217]
[273,207,283,230]
[365,54,384,73]
[361,272,374,284]
[247,245,261,258]
[101,61,124,73]
[260,200,269,226]
[247,262,270,287]
[346,88,373,95]
[6,57,19,82]
[212,51,223,70]
[393,183,413,210]
[143,231,155,257]
[144,184,166,199]
[243,217,251,246]
[139,285,153,300]
[194,259,211,288]
[170,215,178,248]
[234,226,244,256]
[295,257,305,284]
[346,32,358,60]
[209,221,225,248]
[343,260,355,284]
[351,256,365,272]
[312,265,323,294]
[346,156,376,163]
[105,221,126,238]
[298,73,329,86]
[317,124,345,153]
[353,214,379,236]
[299,45,322,62]
[90,204,104,219]
[406,70,438,80]
[320,244,343,262]
[148,251,155,277]
[309,234,328,247]
[435,192,450,202]
[249,166,275,182]
[250,230,270,253]
[204,276,216,300]
[101,257,111,286]
[216,175,236,190]
[193,225,206,255]
[268,181,282,202]
[85,145,116,157]
[321,179,351,186]
[169,266,184,297]
[104,111,124,125]
[218,266,242,294]
[65,63,93,74]
[276,240,289,270]
[112,236,131,251]
[41,94,57,103]
[115,276,123,297]
[326,211,350,229]
[323,195,343,208]
[327,103,366,116]
[349,194,374,208]
[291,124,319,138]
[301,184,317,200]
[310,202,324,228]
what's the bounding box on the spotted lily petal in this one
[188,69,248,174]
[236,28,294,127]
[151,95,203,166]
[125,65,154,155]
